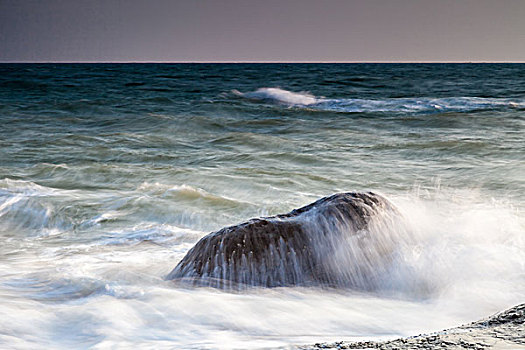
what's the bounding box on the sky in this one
[1,0,525,62]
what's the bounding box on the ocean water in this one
[0,63,524,349]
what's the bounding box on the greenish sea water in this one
[0,63,524,349]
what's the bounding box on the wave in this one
[97,223,205,247]
[4,274,150,303]
[2,188,524,349]
[0,179,74,236]
[4,276,105,302]
[234,87,525,114]
[0,179,249,238]
[137,182,256,209]
[233,88,318,105]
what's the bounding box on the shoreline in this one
[303,303,525,349]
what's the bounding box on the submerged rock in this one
[167,192,408,289]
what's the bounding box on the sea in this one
[0,63,524,349]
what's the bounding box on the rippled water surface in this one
[0,64,524,349]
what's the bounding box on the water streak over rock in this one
[167,192,409,289]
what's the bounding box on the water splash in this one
[167,192,416,293]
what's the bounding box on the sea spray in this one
[168,192,417,291]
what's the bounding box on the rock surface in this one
[303,303,525,349]
[167,192,405,289]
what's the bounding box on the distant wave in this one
[234,87,525,113]
[233,88,318,105]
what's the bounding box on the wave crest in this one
[233,88,318,106]
[234,88,525,113]
[0,179,73,236]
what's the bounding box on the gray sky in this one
[1,0,524,62]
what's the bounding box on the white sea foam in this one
[234,87,319,106]
[1,188,523,349]
[236,88,525,113]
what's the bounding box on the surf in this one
[234,87,525,113]
[167,192,413,292]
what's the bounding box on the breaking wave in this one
[234,87,525,113]
[167,190,525,304]
[0,179,74,236]
[233,88,318,105]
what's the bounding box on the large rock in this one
[167,192,407,289]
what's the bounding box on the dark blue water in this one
[0,64,524,349]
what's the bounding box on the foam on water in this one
[235,87,525,113]
[0,179,74,236]
[1,64,524,349]
[0,186,523,349]
[234,88,319,106]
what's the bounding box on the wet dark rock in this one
[474,303,525,327]
[167,192,402,289]
[302,303,525,350]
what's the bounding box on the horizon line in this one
[2,60,525,64]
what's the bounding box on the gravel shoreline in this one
[302,303,525,349]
